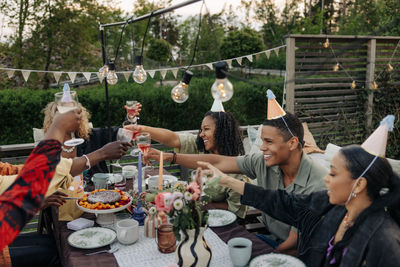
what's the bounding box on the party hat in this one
[267,89,286,119]
[361,115,395,157]
[61,83,73,102]
[211,99,225,112]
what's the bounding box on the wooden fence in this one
[285,34,400,148]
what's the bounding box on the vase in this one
[175,227,212,267]
[144,213,162,238]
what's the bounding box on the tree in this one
[146,38,170,64]
[220,28,264,60]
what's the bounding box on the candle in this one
[158,152,163,190]
[138,152,143,208]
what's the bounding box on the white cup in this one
[122,165,137,180]
[116,219,139,245]
[147,176,159,192]
[228,237,252,267]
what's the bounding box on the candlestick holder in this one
[132,205,147,226]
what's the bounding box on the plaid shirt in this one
[0,140,61,250]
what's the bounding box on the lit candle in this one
[158,152,163,190]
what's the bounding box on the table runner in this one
[110,227,233,267]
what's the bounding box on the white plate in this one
[249,253,306,267]
[207,209,237,227]
[67,227,116,249]
[145,175,178,185]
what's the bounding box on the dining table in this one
[50,169,274,267]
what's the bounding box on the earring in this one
[351,192,357,198]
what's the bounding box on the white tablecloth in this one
[111,227,233,267]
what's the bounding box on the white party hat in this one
[61,83,73,102]
[211,99,225,112]
[361,115,395,157]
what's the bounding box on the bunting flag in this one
[82,72,92,82]
[21,70,31,82]
[171,69,178,78]
[147,70,156,79]
[160,69,167,80]
[123,72,131,82]
[246,55,253,62]
[0,44,286,85]
[68,72,77,83]
[54,72,63,83]
[6,70,14,79]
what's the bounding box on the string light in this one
[323,38,329,48]
[388,64,394,72]
[133,56,147,84]
[372,81,378,90]
[351,80,356,89]
[98,63,109,80]
[106,60,118,85]
[171,71,193,103]
[211,61,233,102]
[333,63,340,72]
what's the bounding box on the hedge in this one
[0,74,284,145]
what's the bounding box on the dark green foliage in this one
[146,39,171,64]
[220,28,264,60]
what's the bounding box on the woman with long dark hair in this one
[199,117,400,266]
[125,110,251,218]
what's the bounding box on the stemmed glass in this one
[136,132,153,175]
[54,90,85,146]
[123,100,140,156]
[112,128,134,168]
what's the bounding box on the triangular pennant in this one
[6,70,15,79]
[206,63,213,70]
[236,57,242,65]
[96,72,104,83]
[21,70,31,82]
[171,69,178,78]
[226,59,232,69]
[147,70,156,79]
[274,47,280,56]
[82,72,92,82]
[123,72,131,82]
[68,72,77,83]
[246,55,253,62]
[54,72,63,83]
[265,50,271,59]
[160,69,167,80]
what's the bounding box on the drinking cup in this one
[122,165,137,180]
[156,224,176,253]
[228,237,252,267]
[116,219,139,245]
[92,173,109,190]
[113,174,126,191]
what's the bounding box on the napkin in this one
[67,218,94,231]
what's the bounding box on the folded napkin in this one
[67,218,94,231]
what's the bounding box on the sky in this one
[0,0,286,41]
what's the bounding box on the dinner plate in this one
[249,253,306,267]
[207,209,237,227]
[67,227,116,249]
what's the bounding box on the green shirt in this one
[176,133,250,218]
[237,151,327,241]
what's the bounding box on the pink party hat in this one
[211,99,225,112]
[267,89,286,120]
[61,83,73,102]
[361,115,395,157]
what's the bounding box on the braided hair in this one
[327,145,400,266]
[195,111,245,156]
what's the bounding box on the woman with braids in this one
[198,115,400,266]
[125,110,251,219]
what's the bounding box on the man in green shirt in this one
[145,112,327,252]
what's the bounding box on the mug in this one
[156,224,176,253]
[228,237,252,267]
[92,173,109,189]
[122,165,137,180]
[116,219,139,245]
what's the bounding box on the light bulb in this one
[106,61,118,85]
[372,81,378,90]
[171,71,193,104]
[323,38,329,48]
[98,64,109,80]
[333,63,340,72]
[388,64,393,72]
[351,80,356,89]
[211,61,233,102]
[133,56,147,84]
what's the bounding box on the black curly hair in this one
[195,111,245,156]
[263,112,305,148]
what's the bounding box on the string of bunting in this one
[0,45,285,84]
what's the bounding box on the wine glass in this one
[54,90,85,146]
[136,132,153,175]
[112,128,134,168]
[124,100,140,156]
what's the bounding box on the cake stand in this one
[76,194,132,226]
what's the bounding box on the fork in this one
[85,247,119,256]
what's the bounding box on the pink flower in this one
[187,182,201,200]
[163,192,173,209]
[155,192,172,213]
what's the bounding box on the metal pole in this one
[100,0,202,28]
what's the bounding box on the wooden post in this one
[285,36,296,113]
[365,38,376,134]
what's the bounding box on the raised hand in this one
[100,141,132,160]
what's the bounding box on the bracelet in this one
[82,154,91,170]
[170,152,177,165]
